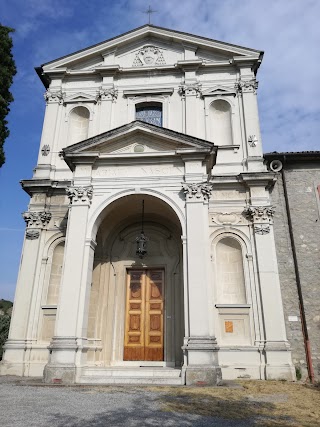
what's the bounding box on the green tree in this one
[0,25,17,167]
[0,315,11,360]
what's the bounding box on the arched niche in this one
[210,99,233,145]
[68,106,90,145]
[41,241,65,342]
[46,241,65,305]
[216,237,246,304]
[86,194,184,368]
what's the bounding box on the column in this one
[98,87,118,134]
[44,185,93,384]
[34,89,64,178]
[236,76,265,171]
[1,211,51,376]
[179,84,201,137]
[245,205,295,380]
[182,182,222,385]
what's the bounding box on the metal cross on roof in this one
[143,5,157,24]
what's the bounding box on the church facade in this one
[1,25,296,385]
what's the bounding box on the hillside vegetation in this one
[0,299,13,360]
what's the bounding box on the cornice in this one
[63,147,215,171]
[238,172,277,188]
[39,57,260,89]
[176,59,203,70]
[20,179,72,196]
[264,151,320,164]
[123,87,174,96]
[210,171,277,187]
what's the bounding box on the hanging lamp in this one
[136,200,148,259]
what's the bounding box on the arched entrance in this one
[86,194,184,368]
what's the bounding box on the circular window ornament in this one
[134,144,145,153]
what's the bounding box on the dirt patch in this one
[149,380,320,427]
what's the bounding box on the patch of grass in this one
[295,366,302,381]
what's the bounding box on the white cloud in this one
[5,0,320,152]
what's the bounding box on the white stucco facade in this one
[1,25,295,385]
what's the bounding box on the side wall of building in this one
[271,164,320,381]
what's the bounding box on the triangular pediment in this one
[202,85,237,97]
[62,121,215,170]
[64,92,98,104]
[40,25,262,75]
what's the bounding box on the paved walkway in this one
[0,376,253,426]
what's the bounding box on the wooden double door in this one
[124,269,164,361]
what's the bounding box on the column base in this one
[43,363,76,384]
[43,336,78,384]
[0,339,29,376]
[182,336,222,385]
[264,341,296,381]
[185,366,222,386]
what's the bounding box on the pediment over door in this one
[62,120,216,171]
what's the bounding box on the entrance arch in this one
[86,194,184,368]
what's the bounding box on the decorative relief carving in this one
[23,211,52,228]
[235,79,259,94]
[132,45,165,67]
[254,225,270,235]
[244,206,275,234]
[178,83,202,97]
[244,206,275,224]
[41,144,50,156]
[211,212,247,226]
[66,186,93,205]
[97,87,118,102]
[26,229,40,240]
[248,135,258,147]
[44,90,64,104]
[182,182,213,200]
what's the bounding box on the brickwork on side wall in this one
[271,166,320,381]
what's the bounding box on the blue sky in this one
[0,0,319,301]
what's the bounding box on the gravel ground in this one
[0,376,253,427]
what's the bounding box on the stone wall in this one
[271,165,320,381]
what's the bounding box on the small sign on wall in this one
[225,321,234,333]
[288,316,299,322]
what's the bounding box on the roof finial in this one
[143,5,157,24]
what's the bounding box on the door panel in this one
[145,270,164,361]
[124,269,164,361]
[123,270,145,361]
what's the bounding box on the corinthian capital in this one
[66,186,93,205]
[244,205,275,224]
[44,89,64,104]
[178,83,202,97]
[97,87,118,102]
[182,182,213,201]
[235,79,259,94]
[23,211,52,228]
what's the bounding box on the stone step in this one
[79,367,183,385]
[78,376,183,385]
